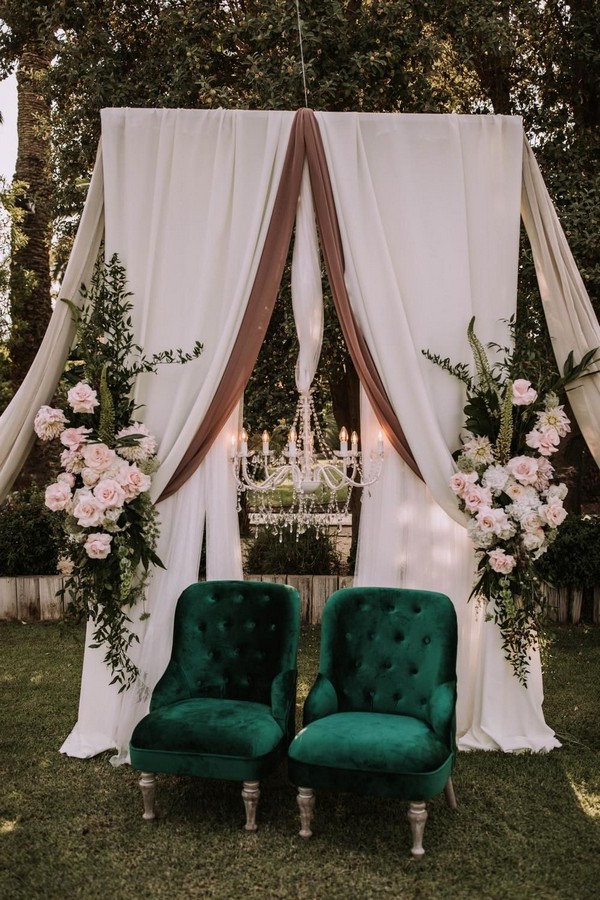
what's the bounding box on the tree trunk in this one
[9,43,53,394]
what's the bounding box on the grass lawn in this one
[0,621,599,899]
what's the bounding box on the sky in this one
[0,73,18,181]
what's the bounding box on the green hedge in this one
[536,514,600,588]
[244,525,341,575]
[0,488,65,576]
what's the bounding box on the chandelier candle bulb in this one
[262,430,270,455]
[288,426,297,458]
[351,431,359,454]
[339,426,348,455]
[377,431,384,454]
[240,428,248,457]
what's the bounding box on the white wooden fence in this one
[2,575,599,626]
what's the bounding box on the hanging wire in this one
[294,0,309,107]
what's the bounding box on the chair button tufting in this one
[245,619,257,631]
[393,692,402,702]
[382,660,392,670]
[423,636,431,645]
[394,632,404,642]
[368,632,375,641]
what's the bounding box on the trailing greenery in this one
[537,514,600,589]
[245,525,341,576]
[0,621,599,899]
[36,254,203,690]
[0,486,65,576]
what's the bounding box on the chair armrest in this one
[428,681,457,739]
[271,668,298,739]
[150,660,193,711]
[303,673,339,725]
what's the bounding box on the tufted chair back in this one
[151,580,300,712]
[319,586,457,722]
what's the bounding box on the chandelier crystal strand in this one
[231,390,384,537]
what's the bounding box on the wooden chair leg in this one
[242,780,260,831]
[444,777,457,810]
[407,800,428,858]
[139,772,156,822]
[297,786,315,839]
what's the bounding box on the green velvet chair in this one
[287,586,458,857]
[130,580,301,831]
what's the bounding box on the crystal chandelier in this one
[231,390,384,534]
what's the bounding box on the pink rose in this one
[60,426,92,451]
[34,406,68,441]
[512,379,538,406]
[81,443,118,474]
[476,506,513,538]
[507,456,539,485]
[67,382,99,414]
[72,491,105,528]
[44,481,73,512]
[84,532,112,559]
[539,501,567,528]
[463,484,493,513]
[487,549,516,575]
[118,464,152,500]
[526,428,560,457]
[57,472,76,487]
[449,471,478,497]
[93,478,127,510]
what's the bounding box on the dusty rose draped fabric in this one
[160,109,419,501]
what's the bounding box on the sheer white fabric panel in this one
[0,148,105,500]
[521,138,600,466]
[292,162,323,394]
[315,112,523,521]
[100,108,295,498]
[319,113,558,751]
[61,110,294,758]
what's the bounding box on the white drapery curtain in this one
[521,139,600,466]
[60,108,295,759]
[315,111,560,751]
[0,149,105,498]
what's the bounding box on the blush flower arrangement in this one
[34,255,202,690]
[425,318,597,684]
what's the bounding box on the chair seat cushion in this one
[288,712,454,800]
[130,698,285,781]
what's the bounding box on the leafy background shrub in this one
[0,487,65,576]
[536,515,600,587]
[244,526,341,575]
